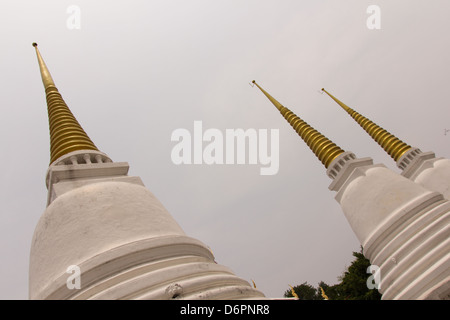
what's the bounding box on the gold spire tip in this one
[251,80,283,111]
[32,42,38,47]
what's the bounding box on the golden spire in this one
[32,43,99,164]
[253,81,345,168]
[321,88,411,162]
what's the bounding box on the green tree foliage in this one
[284,247,382,300]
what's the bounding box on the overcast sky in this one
[1,0,450,299]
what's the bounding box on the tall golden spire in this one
[321,88,411,162]
[252,81,345,168]
[32,43,99,164]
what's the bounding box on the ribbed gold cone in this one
[253,81,345,168]
[33,43,99,164]
[322,88,411,162]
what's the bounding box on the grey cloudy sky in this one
[1,0,450,299]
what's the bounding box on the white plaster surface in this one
[398,149,450,200]
[30,181,186,298]
[413,158,450,200]
[330,157,450,300]
[30,165,265,300]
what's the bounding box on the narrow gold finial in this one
[253,81,345,168]
[32,44,99,164]
[322,88,411,162]
[321,88,352,112]
[33,42,56,90]
[252,80,283,111]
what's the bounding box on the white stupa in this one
[29,43,265,300]
[253,81,450,300]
